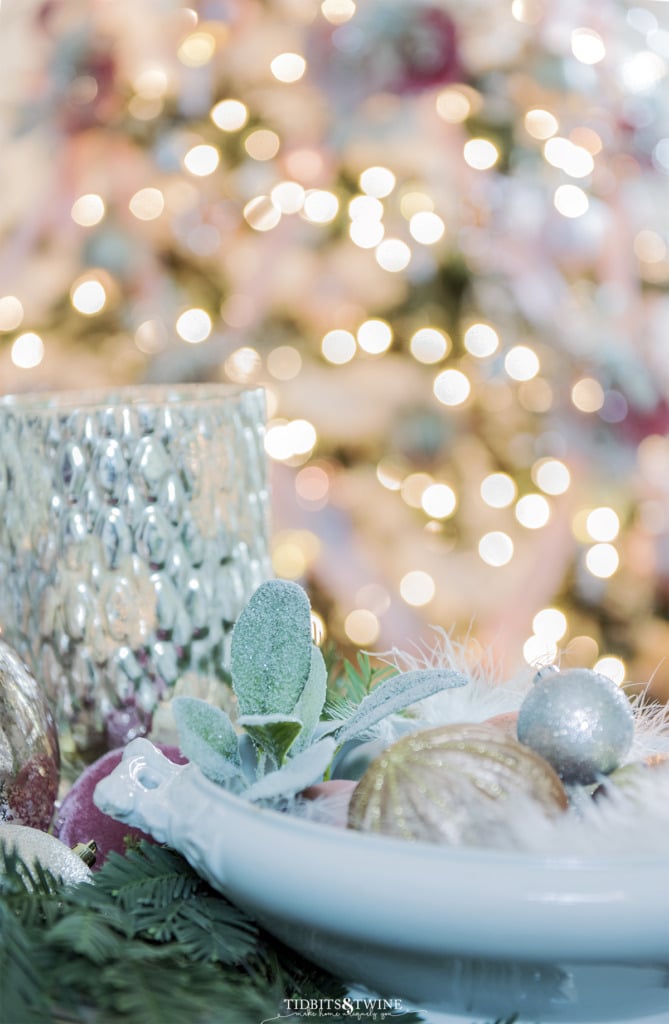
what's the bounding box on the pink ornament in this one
[54,744,187,868]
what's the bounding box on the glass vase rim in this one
[0,382,265,413]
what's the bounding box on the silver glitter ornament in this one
[0,638,60,830]
[0,823,91,885]
[517,668,635,785]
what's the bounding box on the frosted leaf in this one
[172,697,242,786]
[231,579,312,716]
[237,713,302,767]
[244,737,337,803]
[335,668,468,746]
[290,645,328,754]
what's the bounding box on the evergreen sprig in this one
[0,841,352,1024]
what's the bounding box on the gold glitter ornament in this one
[348,723,568,847]
[0,823,92,885]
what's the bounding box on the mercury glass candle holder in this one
[0,384,271,757]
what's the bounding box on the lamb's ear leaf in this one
[335,668,469,745]
[244,737,337,803]
[237,713,303,767]
[231,579,313,717]
[290,645,328,754]
[172,697,242,785]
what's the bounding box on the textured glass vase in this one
[0,384,271,757]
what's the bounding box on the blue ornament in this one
[517,668,635,785]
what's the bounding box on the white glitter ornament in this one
[0,823,91,885]
[517,668,635,785]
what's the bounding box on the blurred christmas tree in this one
[2,0,669,697]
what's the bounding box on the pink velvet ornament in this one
[54,745,187,868]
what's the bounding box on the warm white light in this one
[224,346,261,383]
[401,472,433,509]
[129,187,164,221]
[375,239,411,272]
[133,68,168,100]
[504,345,540,381]
[71,193,105,226]
[349,219,384,248]
[271,181,305,214]
[71,279,106,315]
[634,229,667,263]
[0,295,24,331]
[554,184,589,218]
[571,28,606,65]
[265,419,317,461]
[344,608,380,646]
[357,319,392,354]
[409,211,445,244]
[621,51,666,94]
[322,329,356,364]
[464,322,499,358]
[481,472,516,508]
[421,483,456,519]
[11,332,44,369]
[463,138,499,170]
[533,458,571,495]
[478,531,514,567]
[594,656,626,685]
[244,129,280,161]
[178,31,216,67]
[572,377,604,412]
[544,137,594,178]
[585,543,619,578]
[586,507,620,542]
[184,144,220,176]
[321,0,356,25]
[134,319,167,354]
[349,195,383,221]
[410,327,450,364]
[399,191,434,219]
[243,196,281,231]
[515,494,550,529]
[211,99,249,131]
[523,635,558,666]
[267,345,302,380]
[303,189,339,223]
[525,108,559,140]
[533,607,568,641]
[285,419,317,455]
[399,570,436,606]
[436,87,471,123]
[270,52,307,83]
[433,368,470,406]
[176,307,212,343]
[360,166,396,198]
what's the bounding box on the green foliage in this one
[291,644,329,753]
[231,578,313,716]
[236,713,303,767]
[1,840,397,1024]
[171,697,242,786]
[331,651,399,706]
[335,667,468,745]
[172,580,471,802]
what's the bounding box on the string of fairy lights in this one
[3,0,669,687]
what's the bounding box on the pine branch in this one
[0,902,52,1024]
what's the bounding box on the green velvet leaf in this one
[335,668,468,745]
[290,645,328,754]
[236,714,303,766]
[244,737,337,802]
[230,579,313,717]
[171,697,242,786]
